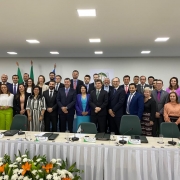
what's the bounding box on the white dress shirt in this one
[0,94,14,107]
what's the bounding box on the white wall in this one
[1,57,179,88]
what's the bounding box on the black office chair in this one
[119,115,142,135]
[160,122,180,138]
[78,122,97,134]
[10,115,28,131]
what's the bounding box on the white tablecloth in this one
[0,133,180,180]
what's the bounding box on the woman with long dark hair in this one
[164,92,180,130]
[26,86,46,131]
[13,84,29,116]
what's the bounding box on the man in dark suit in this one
[0,74,10,86]
[57,78,76,132]
[84,75,91,93]
[102,77,113,94]
[89,79,108,132]
[151,79,168,136]
[148,76,155,90]
[109,77,126,134]
[126,83,144,120]
[43,81,58,132]
[133,75,139,86]
[89,73,99,93]
[45,72,56,85]
[70,70,83,94]
[22,73,29,86]
[55,75,64,91]
[137,75,149,94]
[8,75,19,95]
[120,75,130,94]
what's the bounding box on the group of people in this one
[0,70,179,137]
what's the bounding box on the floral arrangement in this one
[0,150,82,180]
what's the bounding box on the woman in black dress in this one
[141,87,156,136]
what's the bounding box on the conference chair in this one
[10,115,28,131]
[78,122,97,134]
[160,122,180,138]
[119,115,142,135]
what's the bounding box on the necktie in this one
[126,94,133,113]
[157,91,161,101]
[125,85,128,93]
[65,89,68,97]
[50,91,53,98]
[141,85,144,93]
[73,80,77,89]
[114,89,116,94]
[96,90,100,100]
[56,84,59,91]
[13,84,17,94]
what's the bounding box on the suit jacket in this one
[88,83,95,94]
[55,83,65,92]
[126,92,144,119]
[137,84,149,94]
[151,90,168,115]
[57,88,76,115]
[75,94,91,116]
[0,82,10,86]
[89,89,108,116]
[120,85,130,94]
[13,93,29,115]
[102,85,114,95]
[109,87,126,117]
[70,79,84,94]
[43,89,58,116]
[7,83,19,95]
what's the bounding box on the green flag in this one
[30,65,34,81]
[17,67,23,84]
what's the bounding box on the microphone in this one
[119,128,133,145]
[168,122,177,146]
[72,133,79,141]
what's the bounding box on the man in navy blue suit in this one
[109,77,126,134]
[57,78,76,132]
[126,83,144,120]
[8,75,19,95]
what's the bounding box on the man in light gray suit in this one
[151,79,168,136]
[137,75,149,94]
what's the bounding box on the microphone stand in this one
[119,128,133,145]
[72,133,79,141]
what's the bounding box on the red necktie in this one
[125,85,128,94]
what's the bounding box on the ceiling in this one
[0,0,180,58]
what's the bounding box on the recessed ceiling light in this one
[7,52,17,55]
[155,37,169,42]
[94,51,103,54]
[141,51,151,54]
[26,40,40,43]
[89,39,101,43]
[50,51,59,54]
[77,9,96,17]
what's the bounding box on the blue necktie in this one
[13,84,17,94]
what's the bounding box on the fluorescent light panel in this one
[7,52,17,55]
[155,37,169,42]
[77,9,96,17]
[89,39,101,43]
[26,40,40,43]
[94,51,103,54]
[141,51,151,54]
[50,51,59,54]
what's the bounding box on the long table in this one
[0,132,180,180]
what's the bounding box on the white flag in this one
[77,125,82,133]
